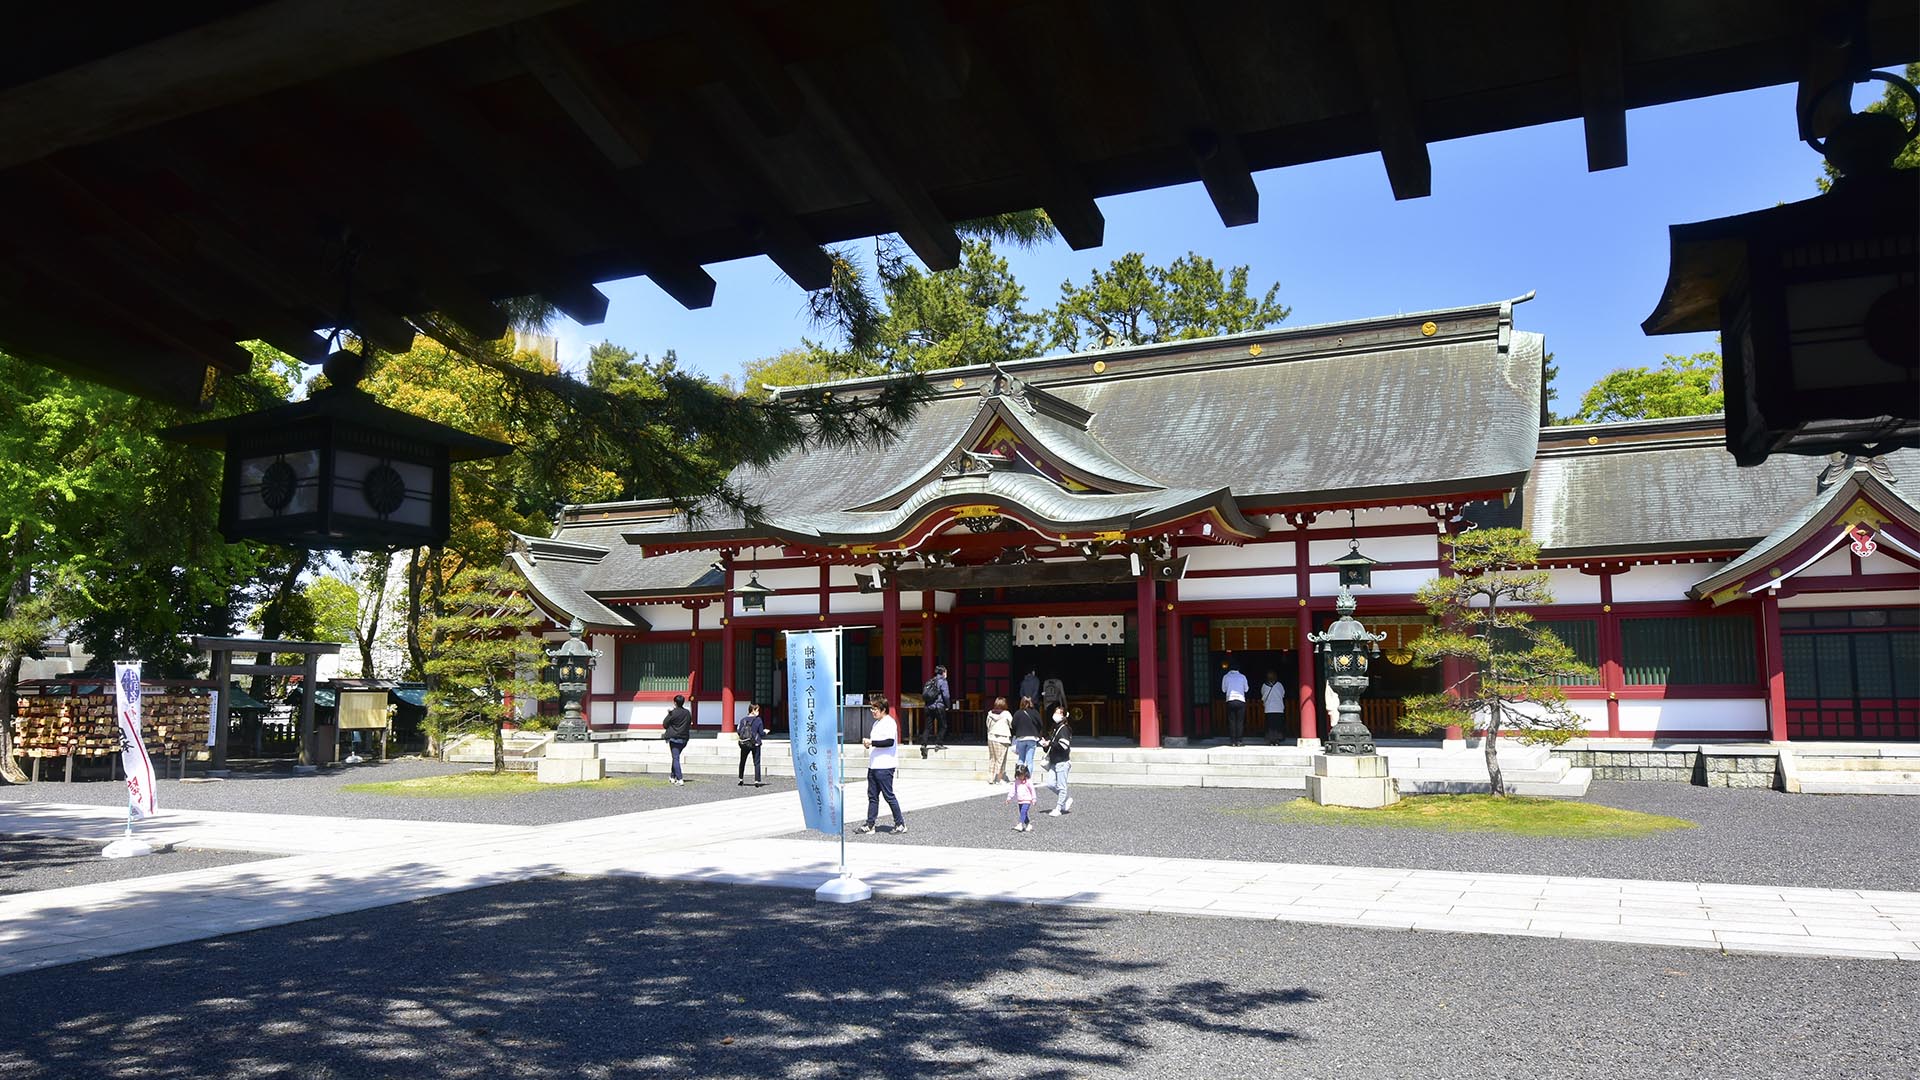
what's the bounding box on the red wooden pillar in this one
[1296,609,1318,742]
[1136,574,1161,748]
[1163,582,1185,739]
[920,590,937,686]
[719,559,736,734]
[687,603,703,718]
[1599,570,1623,737]
[882,583,901,716]
[1761,589,1788,742]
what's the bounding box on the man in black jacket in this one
[921,665,951,757]
[663,694,692,785]
[737,703,766,786]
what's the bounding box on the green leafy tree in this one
[739,348,839,395]
[805,238,1043,374]
[422,564,554,772]
[1402,528,1595,796]
[1817,62,1919,192]
[1046,251,1290,351]
[1570,351,1723,424]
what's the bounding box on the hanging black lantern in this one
[1642,72,1918,466]
[162,350,511,550]
[736,570,774,612]
[1327,544,1378,588]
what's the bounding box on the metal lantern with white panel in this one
[164,377,511,550]
[1643,73,1918,466]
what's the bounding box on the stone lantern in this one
[1305,587,1396,807]
[538,617,606,783]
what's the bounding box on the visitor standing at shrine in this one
[1010,696,1044,773]
[663,694,693,784]
[1260,671,1287,745]
[1044,704,1074,816]
[856,699,906,834]
[920,664,951,756]
[736,702,766,786]
[985,696,1013,783]
[1221,663,1249,746]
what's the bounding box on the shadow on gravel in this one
[0,877,1315,1079]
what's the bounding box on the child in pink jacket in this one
[1006,764,1038,832]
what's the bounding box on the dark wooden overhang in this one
[2,1,1913,406]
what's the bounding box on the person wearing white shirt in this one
[1260,671,1288,745]
[1221,663,1250,747]
[855,700,906,834]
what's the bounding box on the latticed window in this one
[983,628,1011,662]
[619,640,690,693]
[1188,631,1213,706]
[1620,616,1757,687]
[1517,619,1601,686]
[700,640,722,695]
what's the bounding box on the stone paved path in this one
[575,838,1920,962]
[2,781,1916,976]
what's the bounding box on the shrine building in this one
[507,297,1920,746]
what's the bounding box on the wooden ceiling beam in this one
[689,87,836,291]
[1340,6,1432,200]
[0,0,599,171]
[688,1,805,137]
[1572,0,1629,171]
[0,293,215,407]
[928,18,1104,251]
[538,282,611,326]
[373,69,716,309]
[502,17,652,171]
[1101,2,1257,227]
[885,1,972,102]
[789,67,962,272]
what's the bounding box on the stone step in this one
[1796,770,1920,795]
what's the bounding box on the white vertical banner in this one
[113,663,159,819]
[206,690,220,747]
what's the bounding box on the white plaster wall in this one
[1184,544,1290,572]
[1610,564,1707,604]
[1309,568,1436,596]
[1617,699,1767,733]
[1801,548,1856,577]
[590,635,617,696]
[1307,534,1437,564]
[1781,589,1920,609]
[750,566,820,591]
[1487,699,1609,732]
[748,593,822,618]
[1543,568,1602,606]
[832,591,885,614]
[589,699,616,725]
[639,604,693,632]
[696,701,722,726]
[1180,573,1296,601]
[618,699,672,727]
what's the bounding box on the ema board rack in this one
[11,678,217,783]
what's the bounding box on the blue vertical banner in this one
[785,629,843,835]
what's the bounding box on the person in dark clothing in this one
[663,694,692,785]
[920,665,951,757]
[1010,696,1044,774]
[1043,704,1074,816]
[1018,670,1040,711]
[736,703,766,786]
[1040,675,1066,718]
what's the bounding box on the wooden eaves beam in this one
[1101,1,1257,227]
[788,66,963,272]
[1572,0,1629,171]
[922,11,1106,251]
[0,0,598,171]
[513,17,832,293]
[690,88,837,291]
[372,68,716,310]
[1340,6,1432,200]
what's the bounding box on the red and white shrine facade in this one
[507,298,1920,745]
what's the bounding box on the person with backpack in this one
[736,702,766,786]
[1040,674,1066,718]
[920,665,951,757]
[663,694,693,784]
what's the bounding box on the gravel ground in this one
[798,780,1920,892]
[0,835,267,896]
[0,758,787,826]
[0,876,1910,1080]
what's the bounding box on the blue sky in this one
[551,79,1837,407]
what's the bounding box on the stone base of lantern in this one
[1306,753,1400,809]
[538,740,606,784]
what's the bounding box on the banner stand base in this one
[102,837,156,859]
[815,874,872,904]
